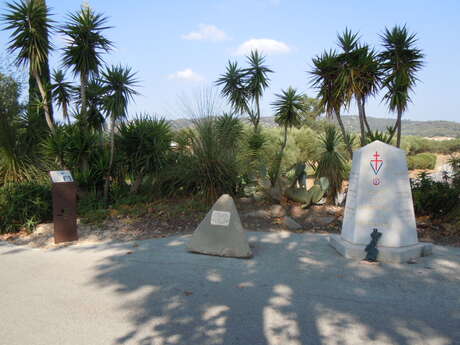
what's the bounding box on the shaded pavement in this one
[1,232,459,345]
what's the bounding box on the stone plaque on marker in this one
[210,211,231,226]
[329,141,432,263]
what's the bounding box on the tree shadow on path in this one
[80,231,460,345]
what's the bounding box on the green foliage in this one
[315,126,347,204]
[401,136,460,155]
[215,61,249,115]
[270,87,304,185]
[0,182,52,233]
[3,0,52,75]
[411,172,459,218]
[172,116,242,202]
[60,6,113,80]
[0,72,45,185]
[407,153,437,170]
[3,0,54,130]
[299,95,324,121]
[379,25,424,114]
[42,124,108,191]
[216,50,273,130]
[365,126,396,144]
[51,69,73,123]
[285,177,329,207]
[380,25,424,146]
[448,155,460,173]
[116,115,173,193]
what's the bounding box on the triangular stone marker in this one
[187,194,252,258]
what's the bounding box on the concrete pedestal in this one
[329,234,433,263]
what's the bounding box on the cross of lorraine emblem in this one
[370,151,383,175]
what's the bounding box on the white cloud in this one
[181,24,229,42]
[168,68,205,82]
[235,38,291,55]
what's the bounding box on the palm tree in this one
[244,50,273,131]
[337,42,381,145]
[73,78,106,131]
[100,65,139,201]
[215,61,249,115]
[270,87,304,185]
[51,70,73,124]
[3,0,54,131]
[380,25,424,147]
[310,50,353,157]
[60,5,112,120]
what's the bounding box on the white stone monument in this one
[329,141,432,263]
[188,194,252,258]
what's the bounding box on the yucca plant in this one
[365,126,396,144]
[175,116,242,202]
[51,69,73,124]
[100,64,139,201]
[215,61,249,115]
[310,50,352,158]
[336,29,381,145]
[116,115,173,194]
[270,87,304,186]
[42,123,106,191]
[380,25,424,147]
[72,78,106,130]
[215,112,244,153]
[315,125,347,204]
[3,0,54,131]
[60,5,112,118]
[244,50,273,131]
[216,50,273,132]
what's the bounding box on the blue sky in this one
[1,0,459,122]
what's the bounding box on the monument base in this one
[328,234,433,263]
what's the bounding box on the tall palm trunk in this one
[356,97,366,146]
[104,114,116,202]
[395,108,402,147]
[63,102,70,124]
[80,72,88,119]
[361,98,372,133]
[254,96,261,131]
[272,125,288,186]
[387,108,403,147]
[334,109,353,158]
[32,71,54,132]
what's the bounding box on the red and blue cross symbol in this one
[370,151,383,175]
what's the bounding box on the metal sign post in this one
[49,170,78,244]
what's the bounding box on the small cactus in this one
[285,177,330,208]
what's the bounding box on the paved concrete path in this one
[1,232,459,345]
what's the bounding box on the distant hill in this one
[171,115,460,138]
[339,116,460,138]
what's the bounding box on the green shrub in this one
[116,115,173,194]
[42,124,108,192]
[407,153,437,170]
[172,116,243,202]
[402,136,460,155]
[411,173,459,218]
[315,126,347,204]
[0,182,52,233]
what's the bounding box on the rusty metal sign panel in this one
[50,171,78,244]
